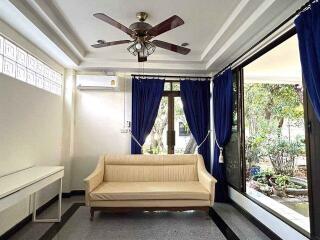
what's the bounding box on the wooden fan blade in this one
[152,40,190,55]
[91,40,131,48]
[147,15,184,38]
[93,13,134,36]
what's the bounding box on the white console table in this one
[0,166,64,222]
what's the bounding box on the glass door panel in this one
[174,97,196,154]
[243,35,309,232]
[142,97,168,154]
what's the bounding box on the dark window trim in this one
[163,81,180,154]
[231,27,314,238]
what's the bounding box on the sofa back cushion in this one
[103,154,198,182]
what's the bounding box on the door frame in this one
[232,28,317,238]
[163,81,180,154]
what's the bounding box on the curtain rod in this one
[131,74,211,79]
[213,0,314,78]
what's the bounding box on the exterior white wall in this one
[229,187,309,240]
[71,74,132,190]
[0,74,63,235]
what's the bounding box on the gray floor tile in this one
[213,203,271,240]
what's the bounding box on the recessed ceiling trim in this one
[205,0,276,70]
[208,0,306,73]
[79,60,207,73]
[9,0,81,66]
[32,0,87,58]
[201,0,250,61]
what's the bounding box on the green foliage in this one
[244,84,303,140]
[251,171,305,190]
[244,83,305,176]
[246,135,267,164]
[273,175,303,189]
[267,138,303,176]
[252,169,274,184]
[267,138,304,158]
[244,84,303,122]
[275,175,290,187]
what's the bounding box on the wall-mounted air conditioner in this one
[76,75,118,90]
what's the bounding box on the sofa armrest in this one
[197,155,217,205]
[84,157,104,205]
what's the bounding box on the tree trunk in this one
[184,137,197,154]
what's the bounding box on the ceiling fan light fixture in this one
[135,42,142,50]
[127,42,138,56]
[127,40,156,57]
[144,41,156,56]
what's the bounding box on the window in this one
[142,81,196,154]
[242,35,309,232]
[0,35,63,95]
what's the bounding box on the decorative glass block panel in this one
[0,35,64,96]
[16,64,26,82]
[27,54,37,71]
[53,72,59,83]
[43,78,51,91]
[26,69,36,85]
[35,74,44,88]
[57,72,63,84]
[43,65,50,79]
[0,36,3,55]
[16,47,27,66]
[3,57,16,77]
[35,60,43,75]
[4,39,16,61]
[0,55,3,73]
[49,68,56,81]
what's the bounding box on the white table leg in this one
[32,178,62,223]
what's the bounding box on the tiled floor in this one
[213,203,270,240]
[7,196,271,240]
[8,196,84,240]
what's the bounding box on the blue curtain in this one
[212,69,233,202]
[180,80,211,171]
[295,1,320,121]
[131,78,164,154]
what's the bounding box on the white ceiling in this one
[244,35,302,84]
[1,0,307,74]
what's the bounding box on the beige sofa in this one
[84,154,217,220]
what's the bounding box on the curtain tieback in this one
[215,140,224,163]
[196,130,211,151]
[129,130,143,148]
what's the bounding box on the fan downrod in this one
[136,12,148,22]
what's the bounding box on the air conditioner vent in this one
[76,75,118,90]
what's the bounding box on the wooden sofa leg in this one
[90,207,94,221]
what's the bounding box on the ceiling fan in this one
[91,12,191,62]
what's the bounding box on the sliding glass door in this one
[242,35,310,233]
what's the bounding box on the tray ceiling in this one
[1,0,308,73]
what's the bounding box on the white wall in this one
[229,187,309,240]
[0,74,63,234]
[71,74,132,190]
[60,69,76,193]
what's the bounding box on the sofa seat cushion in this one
[90,181,209,201]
